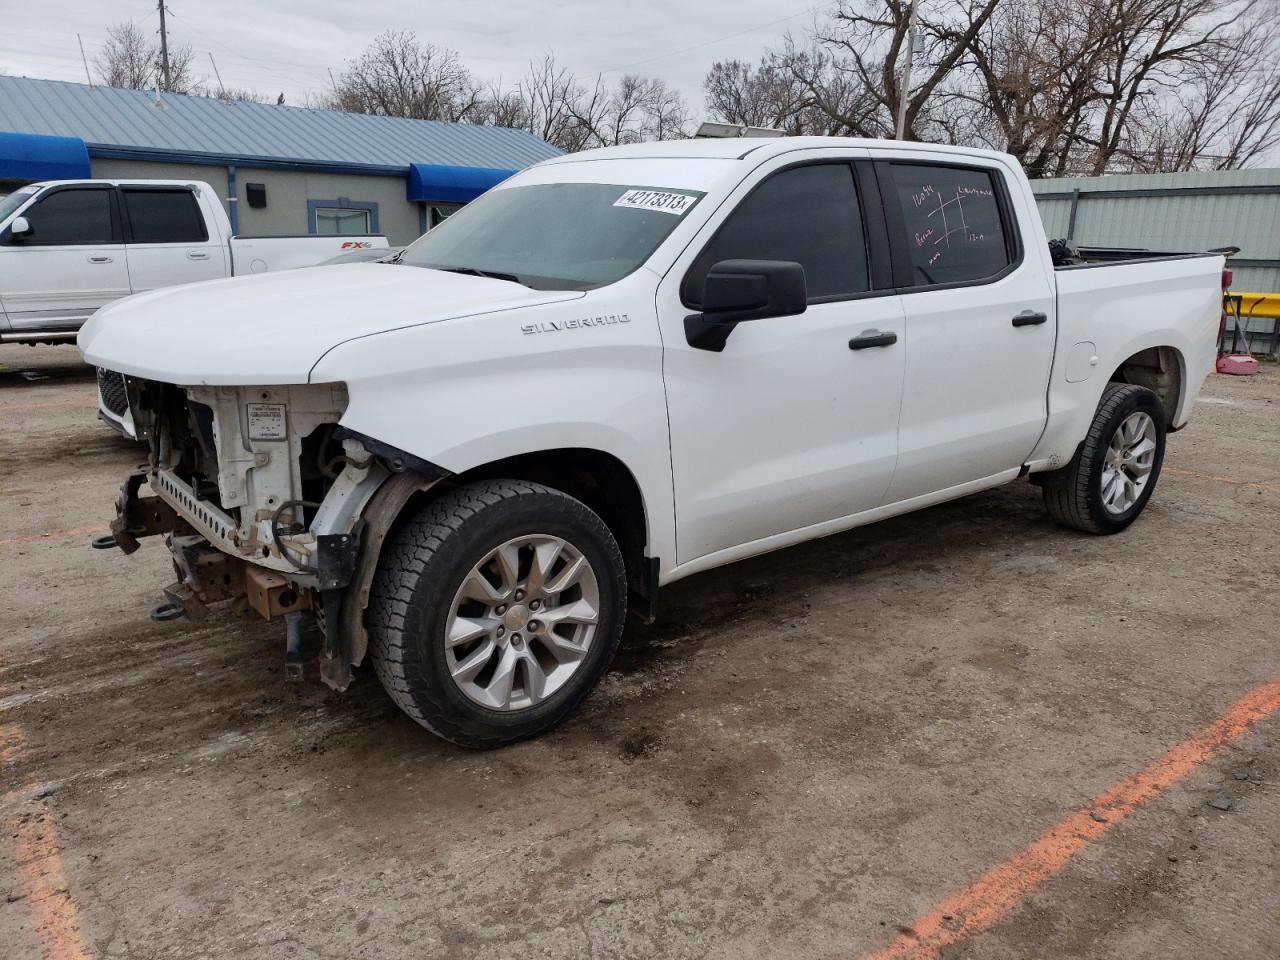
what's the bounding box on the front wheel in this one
[1039,383,1167,535]
[367,479,627,748]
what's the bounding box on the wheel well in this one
[429,448,656,620]
[1109,346,1183,427]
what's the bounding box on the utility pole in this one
[894,0,920,140]
[157,0,172,92]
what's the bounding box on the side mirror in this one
[8,215,31,240]
[684,259,807,351]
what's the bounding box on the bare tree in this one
[514,54,594,150]
[199,85,270,104]
[568,73,691,147]
[469,55,688,151]
[468,79,530,129]
[95,20,195,92]
[708,0,1280,175]
[704,54,845,134]
[806,0,1003,139]
[329,31,480,121]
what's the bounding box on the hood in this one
[78,263,582,385]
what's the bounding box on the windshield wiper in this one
[438,265,525,285]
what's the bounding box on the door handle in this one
[187,251,210,260]
[848,330,898,350]
[87,255,113,264]
[1012,310,1048,327]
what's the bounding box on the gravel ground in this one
[2,345,1277,960]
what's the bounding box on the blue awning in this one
[0,131,91,182]
[407,163,517,204]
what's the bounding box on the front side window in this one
[890,163,1013,286]
[685,163,869,305]
[399,182,706,290]
[20,188,113,245]
[316,207,371,235]
[0,186,39,225]
[123,189,208,243]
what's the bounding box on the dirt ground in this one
[1,344,1277,960]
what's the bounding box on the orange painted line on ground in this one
[0,526,107,547]
[1164,465,1279,493]
[0,399,97,412]
[863,674,1280,960]
[10,805,94,960]
[3,724,93,960]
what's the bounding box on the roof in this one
[546,136,1011,164]
[0,75,561,175]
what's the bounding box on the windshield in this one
[398,182,705,289]
[0,186,38,225]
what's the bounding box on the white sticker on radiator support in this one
[247,403,287,441]
[612,189,697,215]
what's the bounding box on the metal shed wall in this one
[1031,169,1280,293]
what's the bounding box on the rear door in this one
[876,155,1055,503]
[121,186,225,292]
[0,185,128,334]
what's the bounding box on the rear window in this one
[890,164,1013,286]
[123,189,208,244]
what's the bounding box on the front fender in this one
[309,278,675,571]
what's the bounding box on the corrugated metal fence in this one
[1031,169,1280,356]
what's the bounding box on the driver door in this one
[657,156,907,566]
[0,185,129,334]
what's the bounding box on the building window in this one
[430,204,461,227]
[307,197,379,236]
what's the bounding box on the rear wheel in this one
[1039,383,1166,534]
[367,479,627,748]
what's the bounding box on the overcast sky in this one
[3,0,818,111]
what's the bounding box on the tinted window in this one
[24,189,113,245]
[891,164,1012,285]
[686,163,868,304]
[123,189,208,243]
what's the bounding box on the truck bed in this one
[1050,241,1238,270]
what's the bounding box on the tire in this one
[367,479,627,748]
[1039,383,1167,535]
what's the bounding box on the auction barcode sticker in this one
[613,189,697,215]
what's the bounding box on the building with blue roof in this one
[0,75,562,244]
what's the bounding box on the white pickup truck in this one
[0,179,386,345]
[80,138,1224,748]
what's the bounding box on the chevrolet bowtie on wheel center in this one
[77,137,1225,747]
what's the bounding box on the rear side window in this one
[890,164,1012,286]
[22,189,113,245]
[685,163,869,304]
[123,189,208,243]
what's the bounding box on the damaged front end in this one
[95,377,445,689]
